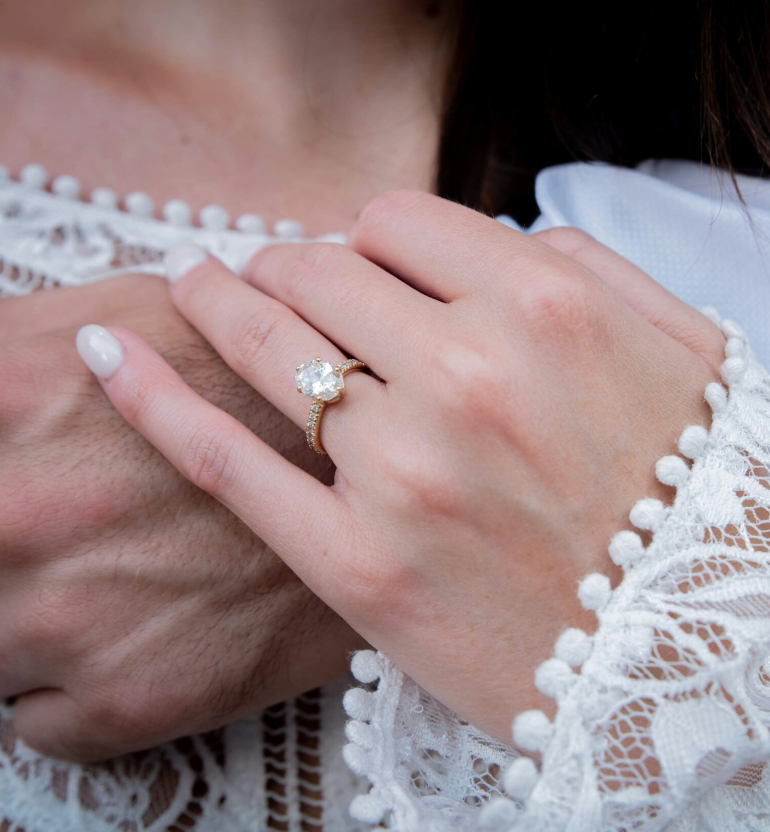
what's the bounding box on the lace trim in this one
[0,679,367,832]
[341,653,517,829]
[0,161,313,236]
[345,310,770,832]
[0,162,346,297]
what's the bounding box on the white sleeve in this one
[343,310,770,832]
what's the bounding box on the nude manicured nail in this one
[76,325,124,378]
[164,242,208,282]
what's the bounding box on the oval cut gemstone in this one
[296,360,344,401]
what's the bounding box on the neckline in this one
[0,160,315,241]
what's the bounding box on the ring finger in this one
[164,243,384,461]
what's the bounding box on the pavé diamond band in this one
[295,357,366,454]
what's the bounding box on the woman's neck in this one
[0,0,457,234]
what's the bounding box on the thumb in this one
[534,227,726,372]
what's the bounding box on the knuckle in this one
[352,189,434,242]
[381,442,462,519]
[425,336,504,418]
[282,242,340,303]
[517,268,598,334]
[231,304,291,371]
[534,226,597,258]
[179,420,241,497]
[119,369,164,428]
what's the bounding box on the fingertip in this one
[75,324,124,379]
[164,241,209,283]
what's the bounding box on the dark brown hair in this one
[438,2,770,224]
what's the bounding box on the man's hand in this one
[0,274,365,762]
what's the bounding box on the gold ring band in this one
[295,357,366,454]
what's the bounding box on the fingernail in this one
[76,325,124,378]
[164,242,208,282]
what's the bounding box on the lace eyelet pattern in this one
[345,310,770,832]
[0,161,346,298]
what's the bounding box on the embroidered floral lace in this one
[3,171,770,832]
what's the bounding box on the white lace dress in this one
[2,159,770,832]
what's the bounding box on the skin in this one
[73,192,727,747]
[0,0,456,759]
[0,0,451,232]
[0,276,369,760]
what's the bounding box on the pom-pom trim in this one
[5,159,308,237]
[504,310,748,818]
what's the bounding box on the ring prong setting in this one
[295,357,366,454]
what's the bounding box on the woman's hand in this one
[78,191,726,743]
[0,274,365,762]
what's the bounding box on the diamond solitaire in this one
[295,357,366,454]
[295,358,345,402]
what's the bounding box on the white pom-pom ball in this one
[555,628,593,667]
[343,687,375,721]
[577,573,612,611]
[721,319,745,339]
[678,424,708,459]
[350,794,387,824]
[512,710,553,753]
[503,757,539,801]
[125,192,154,217]
[350,650,382,683]
[345,719,376,749]
[700,305,721,326]
[705,382,728,412]
[236,213,267,234]
[163,199,192,226]
[200,204,230,230]
[655,455,690,488]
[342,743,370,776]
[725,337,745,359]
[629,498,667,532]
[534,658,574,700]
[51,174,81,200]
[608,530,645,569]
[273,218,304,238]
[90,187,119,209]
[721,357,745,386]
[317,232,347,244]
[478,796,520,828]
[20,163,49,189]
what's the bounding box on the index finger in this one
[348,189,559,300]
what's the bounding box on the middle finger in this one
[164,244,385,460]
[243,241,442,378]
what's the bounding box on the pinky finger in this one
[74,325,350,588]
